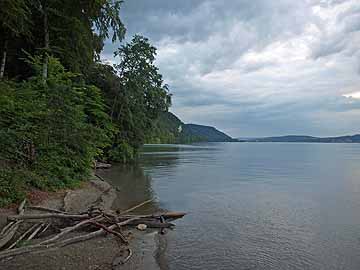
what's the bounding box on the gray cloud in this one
[102,0,360,137]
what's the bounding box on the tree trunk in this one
[0,40,8,80]
[110,95,118,121]
[42,5,49,83]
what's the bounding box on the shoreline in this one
[0,173,163,270]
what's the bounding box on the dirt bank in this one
[0,174,162,270]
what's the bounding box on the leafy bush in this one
[109,142,136,163]
[0,168,27,207]
[0,56,112,203]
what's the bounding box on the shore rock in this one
[136,224,147,231]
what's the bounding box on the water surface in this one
[101,143,360,270]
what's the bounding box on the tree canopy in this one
[0,1,172,206]
[0,0,126,78]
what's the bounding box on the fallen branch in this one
[40,215,102,245]
[160,215,166,235]
[119,199,154,215]
[26,223,45,241]
[123,248,133,264]
[95,162,111,169]
[0,201,186,261]
[18,199,27,215]
[0,221,22,249]
[120,211,186,220]
[27,206,67,214]
[38,223,51,236]
[7,224,38,250]
[0,217,140,260]
[89,221,128,244]
[0,200,26,249]
[8,213,89,221]
[112,247,133,268]
[0,222,15,236]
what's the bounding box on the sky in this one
[102,0,360,137]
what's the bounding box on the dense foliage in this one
[86,35,171,162]
[0,57,111,206]
[146,112,234,144]
[0,1,171,206]
[146,112,205,144]
[0,0,126,78]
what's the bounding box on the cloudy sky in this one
[102,0,360,137]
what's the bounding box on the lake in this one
[100,143,360,270]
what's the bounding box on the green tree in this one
[87,36,172,162]
[0,0,126,80]
[112,35,172,159]
[0,0,32,79]
[47,0,126,75]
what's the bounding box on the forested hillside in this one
[147,112,235,143]
[0,0,171,206]
[146,112,205,144]
[185,124,235,142]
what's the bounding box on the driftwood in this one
[0,199,26,248]
[0,217,140,260]
[95,162,111,169]
[26,223,45,241]
[123,248,133,264]
[8,213,90,221]
[39,223,51,236]
[7,224,38,250]
[0,199,186,262]
[113,247,133,267]
[89,221,128,244]
[8,211,185,222]
[40,215,103,245]
[18,199,27,215]
[120,212,186,220]
[0,222,15,236]
[119,199,154,215]
[160,215,166,235]
[27,206,67,214]
[0,221,23,249]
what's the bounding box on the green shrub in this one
[0,56,112,203]
[109,141,136,163]
[0,168,27,207]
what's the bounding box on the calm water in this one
[101,143,360,270]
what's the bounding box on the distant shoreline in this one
[236,134,360,143]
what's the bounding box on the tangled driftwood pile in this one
[0,199,185,264]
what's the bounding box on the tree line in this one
[0,0,171,206]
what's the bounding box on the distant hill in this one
[185,124,234,142]
[146,112,234,144]
[240,134,360,143]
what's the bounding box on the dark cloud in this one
[102,0,360,137]
[119,0,311,43]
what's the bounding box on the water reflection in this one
[97,163,158,212]
[98,143,360,270]
[97,148,184,270]
[143,143,360,270]
[97,147,183,212]
[154,233,170,270]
